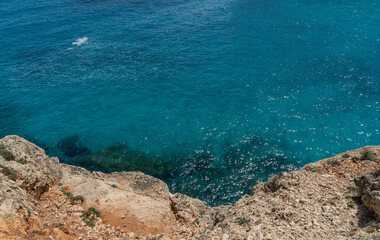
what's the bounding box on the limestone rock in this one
[170,193,207,224]
[355,167,380,219]
[59,165,175,235]
[0,135,60,198]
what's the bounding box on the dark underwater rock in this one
[69,143,176,179]
[57,135,91,158]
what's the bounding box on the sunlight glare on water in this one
[0,0,379,205]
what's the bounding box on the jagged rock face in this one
[355,167,380,219]
[0,135,60,223]
[195,147,380,240]
[170,193,207,224]
[0,136,60,239]
[0,135,60,198]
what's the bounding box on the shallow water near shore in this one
[0,0,379,205]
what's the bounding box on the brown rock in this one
[355,167,380,219]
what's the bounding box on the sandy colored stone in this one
[355,167,380,219]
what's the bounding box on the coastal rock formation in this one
[0,135,379,239]
[0,135,193,240]
[197,147,380,240]
[355,167,380,219]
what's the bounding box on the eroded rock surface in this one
[355,167,380,219]
[0,135,379,239]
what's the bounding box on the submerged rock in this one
[70,143,176,179]
[57,135,91,158]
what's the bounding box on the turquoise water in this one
[0,0,379,205]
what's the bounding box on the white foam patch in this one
[72,37,88,46]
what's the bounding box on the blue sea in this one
[0,0,379,205]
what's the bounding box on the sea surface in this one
[0,0,379,206]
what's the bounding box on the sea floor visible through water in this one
[0,0,379,205]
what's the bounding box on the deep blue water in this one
[0,0,379,205]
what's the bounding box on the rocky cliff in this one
[0,135,379,240]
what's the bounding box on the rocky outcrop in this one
[0,135,203,240]
[0,135,60,198]
[355,167,380,219]
[0,135,379,239]
[59,166,176,235]
[194,147,380,240]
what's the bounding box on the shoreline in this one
[0,135,379,239]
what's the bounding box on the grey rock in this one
[355,167,380,219]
